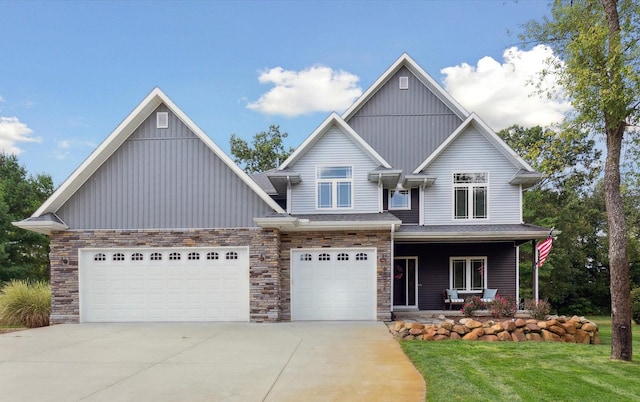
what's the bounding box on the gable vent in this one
[156,112,169,129]
[399,76,409,90]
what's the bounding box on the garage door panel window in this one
[226,251,238,260]
[188,252,200,260]
[300,253,312,261]
[207,252,219,260]
[94,253,106,261]
[113,253,125,261]
[150,252,162,261]
[355,253,368,261]
[318,253,331,261]
[337,253,349,261]
[131,253,144,261]
[169,252,181,261]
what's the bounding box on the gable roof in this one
[31,88,286,219]
[413,113,537,174]
[279,112,391,170]
[342,53,469,122]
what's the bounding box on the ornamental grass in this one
[0,279,51,328]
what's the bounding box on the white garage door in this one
[291,248,376,320]
[79,247,249,322]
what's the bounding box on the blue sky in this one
[0,0,564,186]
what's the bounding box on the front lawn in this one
[401,316,640,401]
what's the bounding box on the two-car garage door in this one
[291,248,377,321]
[79,247,249,322]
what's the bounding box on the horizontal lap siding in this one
[57,105,273,229]
[289,126,379,214]
[422,126,522,225]
[395,242,516,310]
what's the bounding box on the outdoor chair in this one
[443,288,465,310]
[481,288,498,303]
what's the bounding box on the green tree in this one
[522,0,640,361]
[230,125,294,174]
[499,125,606,314]
[0,153,54,282]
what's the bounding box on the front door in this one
[393,257,417,308]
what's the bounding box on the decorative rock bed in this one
[388,315,600,344]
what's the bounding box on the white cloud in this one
[57,140,71,149]
[0,116,41,155]
[247,65,362,117]
[441,45,572,131]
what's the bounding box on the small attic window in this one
[399,76,409,90]
[157,112,169,129]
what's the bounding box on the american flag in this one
[537,236,553,268]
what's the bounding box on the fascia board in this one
[342,53,469,122]
[280,113,391,170]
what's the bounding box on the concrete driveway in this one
[0,322,425,402]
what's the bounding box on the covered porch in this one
[391,223,553,312]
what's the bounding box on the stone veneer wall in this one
[49,228,280,324]
[279,230,392,321]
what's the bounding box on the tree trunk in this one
[605,126,632,361]
[602,0,632,362]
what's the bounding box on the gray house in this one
[15,54,551,323]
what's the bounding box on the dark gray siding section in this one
[347,66,463,174]
[395,242,516,310]
[57,105,274,229]
[384,188,419,224]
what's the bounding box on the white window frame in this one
[389,188,411,210]
[452,172,488,220]
[315,166,354,210]
[449,256,487,292]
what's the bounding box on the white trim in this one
[342,53,468,121]
[315,165,354,210]
[413,113,536,174]
[389,189,411,210]
[393,256,418,308]
[451,171,489,221]
[280,112,391,170]
[516,245,520,305]
[418,187,424,225]
[449,256,487,292]
[394,230,552,241]
[156,111,169,129]
[32,87,285,218]
[519,184,523,223]
[11,220,69,235]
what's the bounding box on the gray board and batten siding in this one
[56,105,275,229]
[346,66,463,175]
[421,124,523,225]
[395,242,517,310]
[288,124,380,215]
[383,188,419,224]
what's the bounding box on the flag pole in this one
[534,240,539,303]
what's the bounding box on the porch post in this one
[532,239,539,303]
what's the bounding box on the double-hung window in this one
[389,189,410,210]
[453,172,487,219]
[450,257,487,291]
[317,166,353,209]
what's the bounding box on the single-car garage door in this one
[291,248,376,320]
[79,247,249,322]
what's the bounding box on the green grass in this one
[401,317,640,401]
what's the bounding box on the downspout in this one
[286,176,291,214]
[532,239,538,303]
[378,173,383,213]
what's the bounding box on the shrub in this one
[489,295,517,318]
[461,296,484,317]
[631,288,640,325]
[0,280,51,328]
[525,298,551,320]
